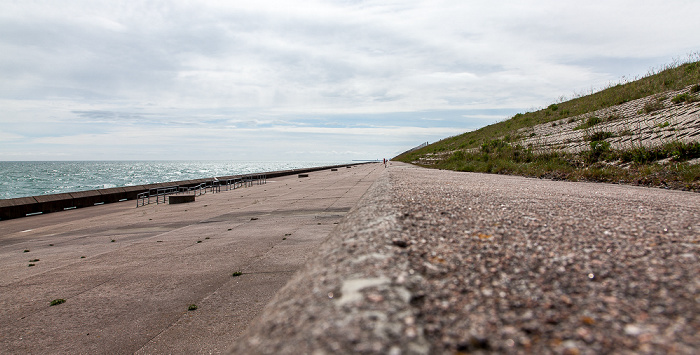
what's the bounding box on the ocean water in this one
[0,161,349,200]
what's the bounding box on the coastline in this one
[0,163,364,221]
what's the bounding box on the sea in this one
[0,161,351,200]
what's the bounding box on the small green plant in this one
[657,121,670,128]
[586,131,614,141]
[671,92,698,104]
[585,140,612,163]
[232,271,243,277]
[29,259,40,262]
[49,244,54,246]
[618,130,633,136]
[574,116,602,130]
[50,299,66,306]
[691,84,700,93]
[205,237,210,240]
[28,263,36,267]
[24,249,30,253]
[606,114,622,121]
[80,256,86,259]
[548,104,559,111]
[642,98,665,113]
[110,239,115,243]
[188,304,197,311]
[197,240,202,243]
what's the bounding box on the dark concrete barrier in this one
[169,195,195,204]
[0,197,41,219]
[0,163,369,221]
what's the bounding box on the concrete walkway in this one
[232,162,699,354]
[0,163,383,354]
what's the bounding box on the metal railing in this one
[136,173,267,207]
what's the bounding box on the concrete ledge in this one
[69,190,104,208]
[229,170,428,354]
[0,196,41,219]
[168,195,195,204]
[33,193,76,213]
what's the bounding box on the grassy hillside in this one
[394,59,700,191]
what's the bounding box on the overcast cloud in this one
[1,0,699,161]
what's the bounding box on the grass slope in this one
[394,59,700,191]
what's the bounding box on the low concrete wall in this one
[168,195,195,204]
[0,163,368,221]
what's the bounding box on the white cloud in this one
[1,0,699,160]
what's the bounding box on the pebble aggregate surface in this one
[232,162,699,354]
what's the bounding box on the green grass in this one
[396,59,700,161]
[586,131,614,142]
[417,140,700,191]
[671,92,699,104]
[188,304,197,311]
[394,58,700,191]
[574,116,602,130]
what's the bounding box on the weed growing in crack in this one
[50,299,66,306]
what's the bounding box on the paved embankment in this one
[232,162,699,354]
[0,164,361,221]
[0,163,383,354]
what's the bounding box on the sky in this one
[1,0,699,161]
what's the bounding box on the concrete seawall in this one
[0,163,363,221]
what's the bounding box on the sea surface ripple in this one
[0,161,348,200]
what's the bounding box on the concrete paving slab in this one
[0,163,383,354]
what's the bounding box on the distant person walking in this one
[383,158,387,168]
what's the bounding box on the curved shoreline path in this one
[233,162,699,354]
[0,163,383,354]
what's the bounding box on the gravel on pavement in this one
[232,162,699,354]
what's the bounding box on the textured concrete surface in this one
[0,163,383,354]
[232,162,699,354]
